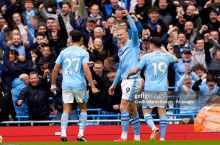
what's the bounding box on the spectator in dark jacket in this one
[17,71,51,121]
[0,77,16,123]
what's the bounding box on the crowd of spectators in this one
[0,0,220,124]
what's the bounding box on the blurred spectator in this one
[48,14,68,56]
[177,73,198,117]
[0,76,16,123]
[192,37,207,69]
[103,0,125,19]
[192,74,220,110]
[194,94,220,132]
[22,0,39,38]
[173,32,192,58]
[144,6,167,41]
[173,48,197,87]
[17,71,51,121]
[133,0,151,24]
[1,49,32,93]
[11,73,29,120]
[88,38,109,61]
[191,64,207,84]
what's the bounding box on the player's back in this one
[56,46,89,90]
[143,51,176,92]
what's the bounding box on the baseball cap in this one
[182,47,191,54]
[87,17,96,23]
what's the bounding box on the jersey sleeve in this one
[82,51,89,64]
[166,53,177,63]
[138,55,147,70]
[55,52,62,65]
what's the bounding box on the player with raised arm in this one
[51,30,99,142]
[108,9,143,141]
[127,37,178,141]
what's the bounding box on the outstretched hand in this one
[108,85,115,95]
[91,87,100,94]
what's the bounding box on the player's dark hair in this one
[69,30,83,43]
[149,37,162,48]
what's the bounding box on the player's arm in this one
[113,68,121,86]
[109,65,122,95]
[83,64,100,93]
[127,55,146,79]
[51,64,60,94]
[127,67,140,79]
[123,10,139,47]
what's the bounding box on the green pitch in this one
[5,141,220,145]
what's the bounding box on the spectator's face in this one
[23,77,30,85]
[94,38,103,49]
[42,47,51,57]
[40,63,49,72]
[117,29,128,47]
[149,12,159,22]
[9,52,16,62]
[91,5,100,17]
[35,35,44,44]
[11,0,17,4]
[210,11,218,23]
[141,40,150,49]
[115,10,123,21]
[104,59,114,70]
[184,21,194,33]
[29,74,39,86]
[93,63,104,76]
[210,31,219,40]
[207,81,216,90]
[195,69,205,78]
[12,29,20,36]
[71,0,79,12]
[111,0,119,8]
[0,18,6,30]
[46,19,55,30]
[107,19,116,29]
[12,35,21,46]
[94,29,103,38]
[184,75,192,86]
[25,2,33,11]
[107,71,116,81]
[178,34,186,45]
[12,13,21,25]
[119,22,127,30]
[214,50,220,61]
[186,5,196,16]
[137,0,145,7]
[182,53,191,62]
[38,26,47,34]
[30,18,39,28]
[62,4,70,16]
[86,22,96,32]
[214,0,220,5]
[159,0,168,9]
[51,22,59,31]
[196,39,204,51]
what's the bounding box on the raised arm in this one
[123,10,139,47]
